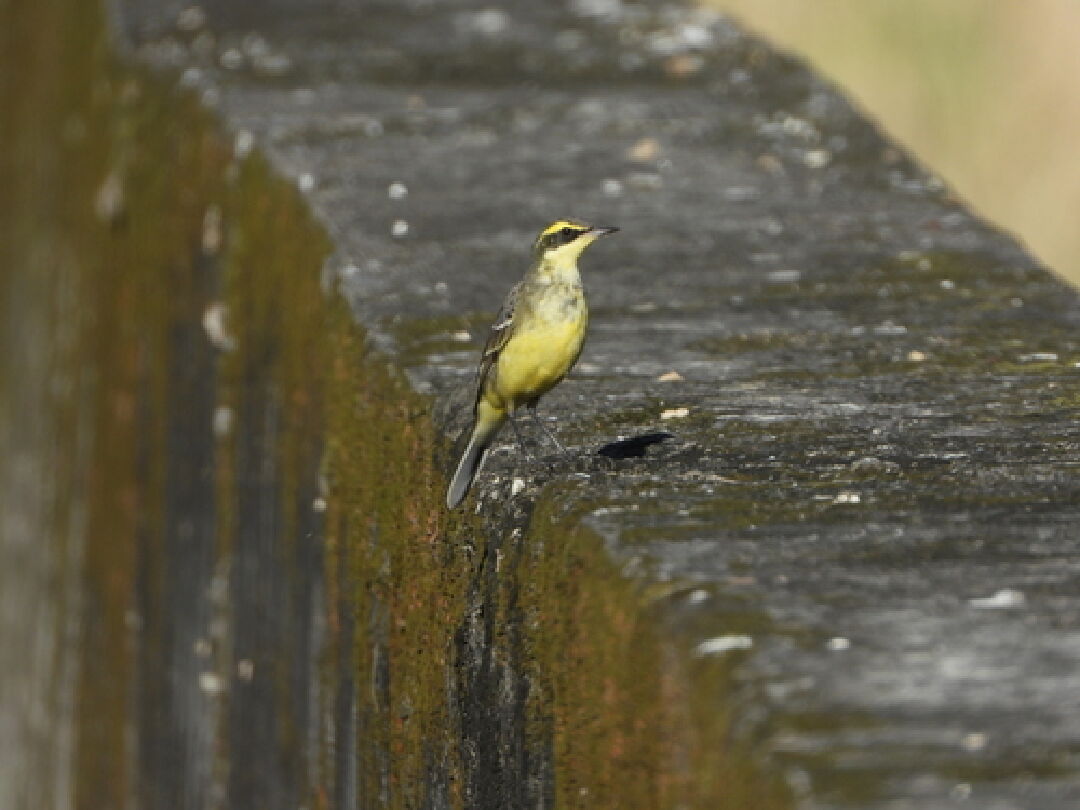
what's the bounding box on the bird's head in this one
[532,219,618,264]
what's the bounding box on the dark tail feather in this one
[447,404,506,509]
[447,432,488,509]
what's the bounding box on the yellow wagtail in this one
[446,219,618,509]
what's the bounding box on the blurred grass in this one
[710,0,1080,286]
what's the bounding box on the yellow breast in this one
[489,299,587,410]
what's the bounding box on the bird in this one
[446,219,619,509]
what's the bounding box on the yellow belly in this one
[490,315,586,410]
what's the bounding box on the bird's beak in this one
[587,225,619,238]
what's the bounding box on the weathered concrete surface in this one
[46,0,1080,807]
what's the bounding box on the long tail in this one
[446,404,505,509]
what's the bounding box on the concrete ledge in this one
[7,0,1080,807]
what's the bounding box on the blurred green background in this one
[712,0,1080,286]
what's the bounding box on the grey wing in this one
[475,282,519,398]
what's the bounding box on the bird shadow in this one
[595,431,674,460]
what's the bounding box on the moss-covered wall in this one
[321,343,791,808]
[2,0,334,804]
[1,0,792,806]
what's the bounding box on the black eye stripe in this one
[545,226,583,248]
[535,224,588,252]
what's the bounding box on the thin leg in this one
[507,412,536,460]
[527,403,569,456]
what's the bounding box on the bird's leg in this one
[527,402,569,457]
[507,412,537,460]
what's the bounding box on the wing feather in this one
[474,282,520,400]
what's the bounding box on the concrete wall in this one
[5,0,1080,808]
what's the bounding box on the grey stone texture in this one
[126,0,1080,806]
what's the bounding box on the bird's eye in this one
[559,227,579,242]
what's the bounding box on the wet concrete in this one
[11,0,1080,807]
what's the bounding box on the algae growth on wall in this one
[2,0,796,806]
[2,0,333,804]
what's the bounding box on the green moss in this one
[517,491,793,810]
[3,0,339,799]
[4,2,808,806]
[390,311,493,368]
[689,251,1080,388]
[323,294,470,807]
[1,4,246,800]
[515,494,668,808]
[689,330,803,355]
